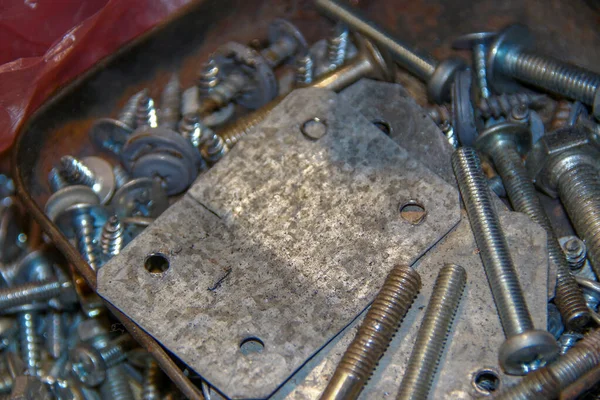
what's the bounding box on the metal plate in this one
[98,88,460,399]
[275,210,549,399]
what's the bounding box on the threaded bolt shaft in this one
[500,49,600,106]
[396,264,466,400]
[327,23,349,70]
[99,334,136,368]
[159,73,181,130]
[100,216,125,257]
[198,59,220,97]
[561,237,587,271]
[477,93,548,119]
[200,124,228,164]
[142,358,163,400]
[118,90,147,128]
[100,365,134,400]
[113,165,130,190]
[295,53,314,86]
[473,42,491,99]
[179,114,205,149]
[46,311,64,359]
[60,156,98,188]
[48,168,68,193]
[73,211,99,271]
[556,163,600,278]
[18,311,41,377]
[320,265,421,400]
[0,279,69,311]
[486,140,589,330]
[136,93,158,129]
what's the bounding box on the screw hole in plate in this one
[399,201,426,225]
[240,337,265,355]
[144,253,170,274]
[372,119,391,135]
[301,117,328,140]
[472,368,501,395]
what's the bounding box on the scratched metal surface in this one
[97,88,461,399]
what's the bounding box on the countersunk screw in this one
[487,24,600,119]
[326,23,350,70]
[475,123,589,331]
[320,265,421,400]
[100,216,125,257]
[493,328,600,399]
[396,264,466,400]
[453,32,496,100]
[315,0,465,103]
[452,147,558,375]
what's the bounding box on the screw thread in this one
[550,101,575,131]
[490,143,589,330]
[503,49,600,105]
[179,114,204,149]
[207,71,249,110]
[100,334,135,367]
[559,332,584,355]
[48,168,68,193]
[320,265,421,400]
[100,216,125,257]
[159,73,181,130]
[477,93,548,119]
[261,36,298,68]
[561,237,587,271]
[198,59,220,97]
[46,311,64,359]
[218,98,280,148]
[113,165,130,190]
[201,125,228,164]
[295,54,314,86]
[142,359,162,400]
[396,264,466,400]
[60,156,97,188]
[18,311,41,377]
[452,147,533,337]
[136,93,158,129]
[0,279,64,310]
[473,43,491,99]
[118,90,147,128]
[100,365,135,400]
[557,163,600,277]
[73,212,99,271]
[327,24,350,70]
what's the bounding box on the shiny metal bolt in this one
[475,123,589,331]
[142,358,163,400]
[488,24,600,119]
[560,236,587,271]
[326,23,350,70]
[100,365,134,400]
[477,92,548,120]
[100,216,125,257]
[453,32,496,99]
[59,156,115,204]
[158,73,181,130]
[315,0,465,103]
[136,92,158,129]
[320,265,421,400]
[452,147,558,375]
[396,264,466,400]
[198,58,221,96]
[494,329,600,399]
[0,279,73,312]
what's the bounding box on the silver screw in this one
[48,168,69,193]
[159,73,181,130]
[60,157,97,189]
[560,236,587,271]
[46,311,65,360]
[320,265,421,400]
[100,216,125,258]
[475,123,589,331]
[452,147,558,375]
[326,23,350,70]
[488,24,600,119]
[396,264,466,400]
[17,311,42,377]
[477,92,548,120]
[295,53,314,86]
[558,332,584,355]
[100,365,134,400]
[136,92,158,129]
[73,209,100,272]
[315,0,465,103]
[198,59,221,97]
[0,279,72,311]
[453,32,496,99]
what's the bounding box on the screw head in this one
[427,57,466,104]
[88,118,132,155]
[499,330,559,376]
[71,344,107,387]
[268,19,308,53]
[475,121,532,157]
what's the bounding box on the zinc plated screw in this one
[158,73,181,130]
[100,365,135,400]
[315,0,465,103]
[396,264,466,400]
[453,32,496,100]
[487,24,600,119]
[326,23,350,70]
[59,156,115,205]
[452,147,559,375]
[475,123,589,331]
[320,265,421,400]
[17,310,42,377]
[0,279,73,311]
[100,216,125,257]
[493,328,600,399]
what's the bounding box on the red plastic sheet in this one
[0,0,193,152]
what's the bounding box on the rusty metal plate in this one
[97,88,460,399]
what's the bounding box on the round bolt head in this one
[81,156,115,205]
[452,32,497,49]
[130,153,194,196]
[427,57,466,104]
[111,177,169,219]
[358,34,395,82]
[475,121,532,157]
[487,24,535,94]
[499,330,559,375]
[88,118,133,155]
[268,18,308,53]
[71,344,107,387]
[45,185,99,223]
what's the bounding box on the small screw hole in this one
[301,118,328,140]
[240,337,264,355]
[473,369,500,394]
[372,119,391,135]
[144,253,170,274]
[399,201,426,225]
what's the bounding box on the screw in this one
[560,236,587,271]
[487,24,600,119]
[475,123,589,331]
[158,73,181,130]
[295,53,314,86]
[113,165,130,190]
[453,32,496,99]
[136,92,158,129]
[493,329,600,399]
[198,59,220,97]
[59,156,115,205]
[100,365,134,400]
[46,311,65,360]
[219,35,394,148]
[260,19,307,68]
[477,92,549,120]
[320,265,421,400]
[326,23,350,70]
[17,311,42,377]
[396,264,466,400]
[100,216,125,257]
[141,358,163,400]
[47,169,68,193]
[452,147,558,375]
[0,279,73,311]
[558,332,584,355]
[315,0,464,103]
[60,157,97,189]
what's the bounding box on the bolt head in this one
[268,19,308,52]
[499,330,559,375]
[427,57,466,104]
[475,122,532,157]
[452,31,497,50]
[356,34,395,83]
[525,128,599,197]
[71,344,107,387]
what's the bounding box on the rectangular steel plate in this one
[98,88,460,399]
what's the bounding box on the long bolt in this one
[494,329,600,399]
[452,147,558,375]
[18,311,41,376]
[453,32,496,100]
[315,0,464,103]
[219,36,393,148]
[396,264,466,400]
[320,265,421,400]
[475,124,589,330]
[0,279,71,311]
[488,24,600,112]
